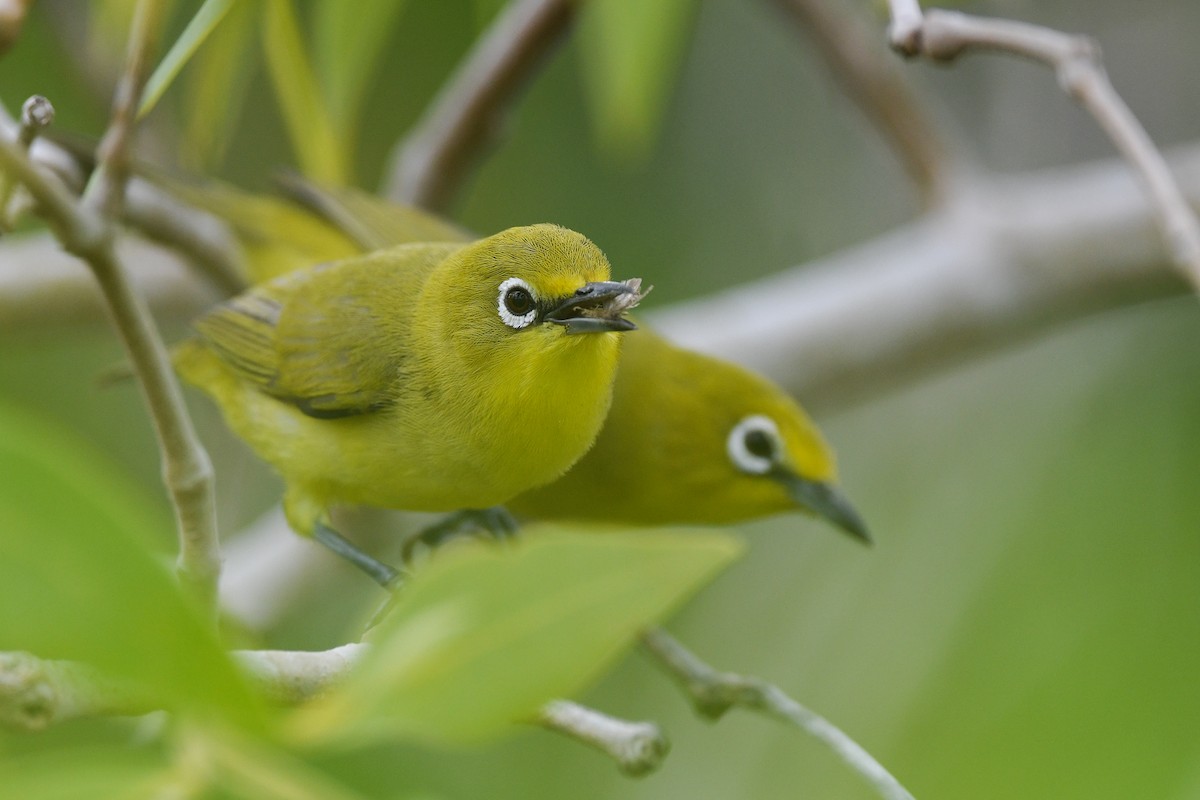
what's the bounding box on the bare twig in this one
[0,95,55,228]
[651,147,1192,410]
[0,231,217,329]
[641,628,915,800]
[0,651,156,730]
[0,646,367,731]
[383,0,575,211]
[2,644,668,780]
[771,0,955,208]
[83,0,164,220]
[538,700,669,777]
[50,0,223,616]
[0,134,222,617]
[6,144,1196,412]
[124,177,247,295]
[883,5,1200,291]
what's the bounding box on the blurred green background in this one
[2,0,1199,797]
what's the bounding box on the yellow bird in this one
[507,329,863,536]
[175,224,643,582]
[165,177,868,543]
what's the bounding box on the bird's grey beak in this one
[775,471,871,544]
[545,279,644,334]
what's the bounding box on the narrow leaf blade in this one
[261,0,347,184]
[577,0,698,160]
[139,0,237,119]
[312,0,408,136]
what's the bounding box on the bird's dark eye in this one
[504,286,534,316]
[497,277,539,329]
[727,414,781,475]
[744,429,775,460]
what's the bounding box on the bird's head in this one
[602,337,870,542]
[426,224,643,355]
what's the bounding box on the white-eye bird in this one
[174,224,643,581]
[164,177,867,543]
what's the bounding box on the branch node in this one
[19,95,54,143]
[539,699,670,776]
[0,652,55,731]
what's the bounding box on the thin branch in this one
[1,645,669,779]
[83,0,164,220]
[771,0,955,208]
[537,700,669,777]
[20,0,224,616]
[383,0,575,211]
[0,651,156,730]
[6,144,1196,412]
[650,151,1192,409]
[640,628,915,800]
[883,6,1200,292]
[0,130,221,618]
[0,95,55,228]
[124,177,247,295]
[0,231,217,329]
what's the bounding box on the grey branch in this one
[3,0,224,618]
[0,645,667,777]
[641,628,915,800]
[0,646,365,730]
[538,700,669,777]
[4,144,1196,414]
[82,0,162,221]
[649,147,1195,411]
[883,5,1200,292]
[0,123,222,619]
[383,0,575,211]
[771,0,955,208]
[123,177,247,295]
[0,652,156,730]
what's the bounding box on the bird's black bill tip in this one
[779,473,872,545]
[545,278,646,335]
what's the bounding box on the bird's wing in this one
[193,245,450,418]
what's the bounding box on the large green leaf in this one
[289,526,741,746]
[0,401,262,728]
[0,745,168,800]
[577,0,698,160]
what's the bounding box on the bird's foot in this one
[401,506,520,564]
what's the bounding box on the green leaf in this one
[0,400,262,728]
[577,0,698,161]
[288,526,741,746]
[261,0,347,184]
[312,0,408,140]
[193,725,373,800]
[0,745,168,800]
[180,0,258,168]
[139,0,238,120]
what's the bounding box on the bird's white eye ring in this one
[727,414,781,475]
[498,277,538,329]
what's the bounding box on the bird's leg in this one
[401,506,520,563]
[313,522,403,588]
